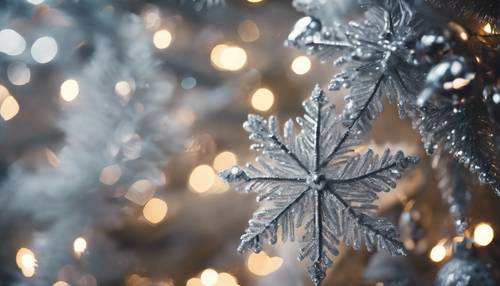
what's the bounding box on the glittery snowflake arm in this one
[289,0,424,122]
[325,149,417,253]
[221,86,418,285]
[416,100,500,196]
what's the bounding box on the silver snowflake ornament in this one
[289,0,425,124]
[220,86,418,285]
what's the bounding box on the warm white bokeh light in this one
[210,44,247,71]
[73,237,87,257]
[153,29,172,49]
[189,164,216,193]
[429,243,447,262]
[200,269,218,286]
[247,0,264,3]
[483,23,492,34]
[52,281,70,286]
[143,198,168,224]
[16,248,37,277]
[251,88,274,112]
[473,223,494,247]
[213,151,237,172]
[291,56,311,75]
[60,79,79,102]
[247,251,283,276]
[31,36,58,63]
[0,96,20,121]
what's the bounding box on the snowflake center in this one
[306,173,326,190]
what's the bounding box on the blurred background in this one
[0,0,498,285]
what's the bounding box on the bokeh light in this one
[429,241,447,262]
[73,237,87,257]
[143,198,168,224]
[291,56,311,75]
[483,23,492,34]
[53,282,70,286]
[60,79,79,102]
[16,248,37,277]
[26,0,44,4]
[251,88,274,112]
[99,164,122,185]
[473,222,494,246]
[153,29,172,49]
[189,164,216,193]
[213,151,237,172]
[0,96,20,121]
[210,44,247,71]
[0,29,26,56]
[247,251,283,276]
[7,62,30,85]
[238,20,260,42]
[115,80,132,97]
[31,36,58,64]
[200,269,218,286]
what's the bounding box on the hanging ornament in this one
[286,16,322,48]
[483,82,500,125]
[416,31,451,64]
[418,56,478,106]
[435,242,495,286]
[398,200,427,254]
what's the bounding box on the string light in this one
[291,56,311,75]
[60,79,79,102]
[213,151,237,171]
[210,44,247,71]
[16,248,37,277]
[0,95,20,121]
[247,251,283,276]
[53,282,70,286]
[153,29,172,49]
[73,237,87,257]
[189,164,216,193]
[473,222,494,246]
[247,0,264,3]
[429,240,447,262]
[459,32,468,41]
[238,20,260,42]
[251,88,274,112]
[200,269,218,286]
[143,198,168,224]
[31,36,58,64]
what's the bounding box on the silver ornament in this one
[435,243,495,286]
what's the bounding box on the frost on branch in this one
[220,86,418,285]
